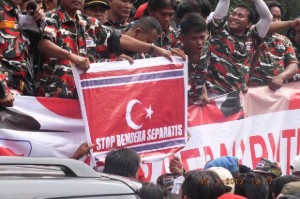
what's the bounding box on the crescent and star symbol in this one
[126,99,154,130]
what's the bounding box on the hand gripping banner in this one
[73,57,188,164]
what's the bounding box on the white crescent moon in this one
[126,99,143,130]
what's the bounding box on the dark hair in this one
[180,13,207,35]
[131,16,162,35]
[176,0,211,21]
[234,172,269,199]
[138,182,165,199]
[103,148,140,178]
[273,175,300,197]
[144,0,177,16]
[181,170,227,199]
[235,4,257,24]
[266,1,284,17]
[287,27,300,47]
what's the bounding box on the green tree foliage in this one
[134,0,300,20]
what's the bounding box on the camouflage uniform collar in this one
[57,6,82,23]
[104,19,126,29]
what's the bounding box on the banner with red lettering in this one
[141,83,300,182]
[72,57,188,163]
[0,79,300,182]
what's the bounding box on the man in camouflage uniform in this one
[206,0,272,95]
[97,16,162,62]
[104,0,134,29]
[144,0,178,50]
[179,13,209,106]
[0,0,44,106]
[249,1,298,90]
[36,0,179,99]
[36,0,96,98]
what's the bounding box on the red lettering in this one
[268,133,277,158]
[232,141,236,156]
[297,129,300,155]
[180,148,201,171]
[282,129,296,175]
[240,139,245,165]
[277,135,281,163]
[249,135,268,169]
[220,143,228,156]
[203,146,214,161]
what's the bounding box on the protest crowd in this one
[0,0,300,198]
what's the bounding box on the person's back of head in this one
[207,167,235,194]
[176,0,210,23]
[138,182,165,199]
[281,181,300,196]
[290,155,300,177]
[273,175,300,198]
[103,148,140,179]
[181,170,228,199]
[180,12,207,35]
[234,172,269,199]
[130,16,162,36]
[204,156,239,174]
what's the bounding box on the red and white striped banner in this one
[0,57,300,182]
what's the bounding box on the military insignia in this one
[86,38,96,48]
[276,44,286,51]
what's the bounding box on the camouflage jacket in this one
[249,33,299,86]
[291,42,300,81]
[0,0,38,96]
[36,7,98,98]
[206,18,261,95]
[154,26,178,50]
[103,19,127,30]
[182,45,208,104]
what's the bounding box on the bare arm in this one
[119,35,186,61]
[268,19,300,35]
[38,39,90,70]
[269,63,298,91]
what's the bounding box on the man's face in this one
[183,30,208,55]
[134,28,159,44]
[60,0,83,12]
[228,7,252,35]
[109,0,133,20]
[270,6,282,22]
[149,5,175,32]
[35,0,43,8]
[84,4,108,24]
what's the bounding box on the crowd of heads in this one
[98,146,300,199]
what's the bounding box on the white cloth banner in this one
[0,82,300,182]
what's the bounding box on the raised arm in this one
[254,0,273,38]
[213,0,230,23]
[268,18,300,35]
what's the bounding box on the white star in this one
[145,105,154,119]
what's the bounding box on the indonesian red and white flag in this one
[73,57,188,163]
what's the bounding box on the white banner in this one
[0,81,300,182]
